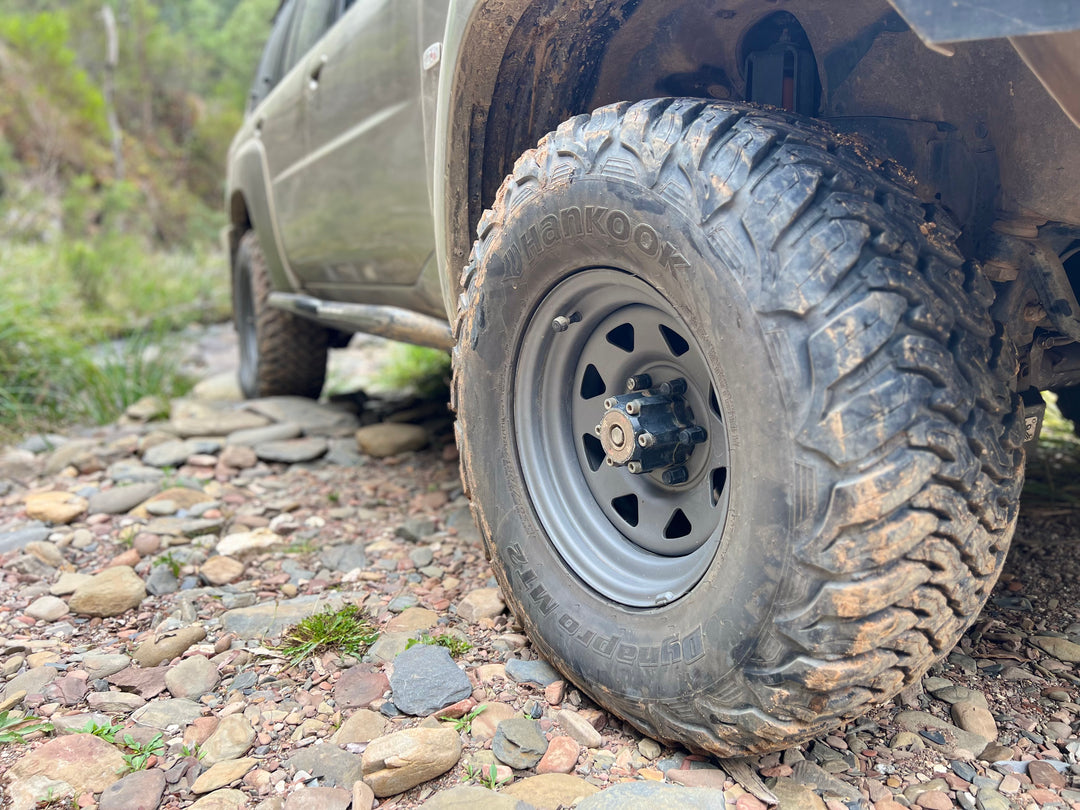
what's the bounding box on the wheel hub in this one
[596,376,707,484]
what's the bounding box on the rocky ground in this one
[0,332,1078,810]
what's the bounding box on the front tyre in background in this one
[232,230,329,399]
[452,99,1025,756]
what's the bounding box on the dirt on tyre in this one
[452,99,1025,755]
[233,230,329,399]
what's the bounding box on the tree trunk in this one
[101,3,124,179]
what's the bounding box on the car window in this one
[282,0,341,74]
[249,0,298,110]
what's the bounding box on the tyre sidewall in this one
[458,176,801,712]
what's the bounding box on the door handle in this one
[308,54,329,90]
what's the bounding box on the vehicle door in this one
[274,0,438,299]
[250,0,313,245]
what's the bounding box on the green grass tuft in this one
[406,632,473,658]
[278,605,379,667]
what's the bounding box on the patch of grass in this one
[0,290,194,440]
[406,632,473,658]
[442,704,486,734]
[378,343,451,398]
[278,605,379,667]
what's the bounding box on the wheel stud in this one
[626,374,652,392]
[627,461,642,474]
[662,466,689,485]
[625,400,640,415]
[637,432,655,448]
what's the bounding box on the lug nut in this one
[679,426,707,445]
[637,432,656,448]
[625,400,640,415]
[627,461,642,474]
[603,398,615,410]
[626,374,652,391]
[658,378,687,396]
[594,424,602,435]
[662,466,689,485]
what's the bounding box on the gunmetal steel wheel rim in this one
[514,269,731,607]
[236,257,259,396]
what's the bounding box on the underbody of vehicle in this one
[226,0,1080,755]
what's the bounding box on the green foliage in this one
[379,344,452,398]
[76,718,124,743]
[0,11,107,138]
[120,732,165,771]
[152,551,182,578]
[463,762,510,790]
[278,605,379,667]
[406,632,474,658]
[0,710,53,745]
[441,704,486,734]
[0,289,194,440]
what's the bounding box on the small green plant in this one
[379,343,452,397]
[441,703,487,734]
[76,718,124,743]
[153,551,182,578]
[180,742,205,760]
[327,491,340,504]
[121,732,165,771]
[464,762,510,790]
[285,538,317,554]
[0,710,52,745]
[34,786,75,809]
[406,632,473,658]
[278,604,379,667]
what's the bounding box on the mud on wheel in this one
[233,230,330,400]
[452,99,1025,755]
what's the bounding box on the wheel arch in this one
[438,0,1080,319]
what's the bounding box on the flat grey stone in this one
[389,644,472,717]
[98,768,166,810]
[0,526,51,554]
[226,422,302,447]
[142,440,194,468]
[87,482,161,515]
[131,698,204,730]
[286,745,363,788]
[505,658,561,687]
[221,594,349,640]
[577,782,726,809]
[493,718,548,769]
[320,544,366,572]
[254,437,328,464]
[106,460,166,483]
[245,396,359,435]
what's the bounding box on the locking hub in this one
[595,376,707,484]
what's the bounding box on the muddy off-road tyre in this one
[233,230,329,399]
[452,100,1025,755]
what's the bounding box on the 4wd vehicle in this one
[226,0,1080,755]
